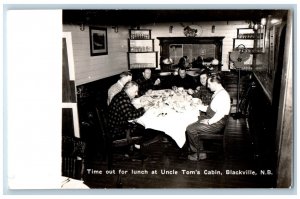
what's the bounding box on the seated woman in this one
[188,69,213,105]
[185,74,231,160]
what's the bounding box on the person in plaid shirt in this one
[107,81,146,140]
[107,81,163,154]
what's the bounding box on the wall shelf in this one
[128,29,158,69]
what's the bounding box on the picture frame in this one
[89,26,108,56]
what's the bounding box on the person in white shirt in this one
[107,71,132,105]
[186,74,231,161]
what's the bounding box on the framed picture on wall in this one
[89,27,108,56]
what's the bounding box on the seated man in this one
[188,69,213,105]
[107,71,132,105]
[171,66,196,91]
[136,68,160,96]
[108,81,146,141]
[107,81,161,157]
[185,74,231,160]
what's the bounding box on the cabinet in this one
[127,29,158,69]
[231,28,264,71]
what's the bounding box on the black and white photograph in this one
[60,9,293,189]
[3,3,296,196]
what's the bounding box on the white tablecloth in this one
[134,89,202,148]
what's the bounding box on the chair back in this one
[95,105,108,137]
[95,105,143,169]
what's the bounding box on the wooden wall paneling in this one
[275,11,292,188]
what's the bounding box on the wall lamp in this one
[80,23,85,31]
[270,18,282,25]
[169,26,173,33]
[253,17,267,31]
[211,25,215,33]
[112,26,118,33]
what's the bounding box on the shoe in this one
[131,154,148,162]
[188,153,207,161]
[188,153,198,161]
[199,153,207,160]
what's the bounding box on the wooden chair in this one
[196,116,230,160]
[62,136,86,180]
[95,106,143,169]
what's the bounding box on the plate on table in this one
[177,87,184,92]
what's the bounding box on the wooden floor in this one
[82,115,276,189]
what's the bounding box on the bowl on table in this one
[145,89,153,96]
[178,87,184,92]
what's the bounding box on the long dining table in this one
[132,88,203,148]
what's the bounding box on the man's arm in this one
[121,98,145,121]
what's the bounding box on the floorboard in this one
[82,116,276,188]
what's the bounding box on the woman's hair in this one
[199,69,210,77]
[208,74,222,84]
